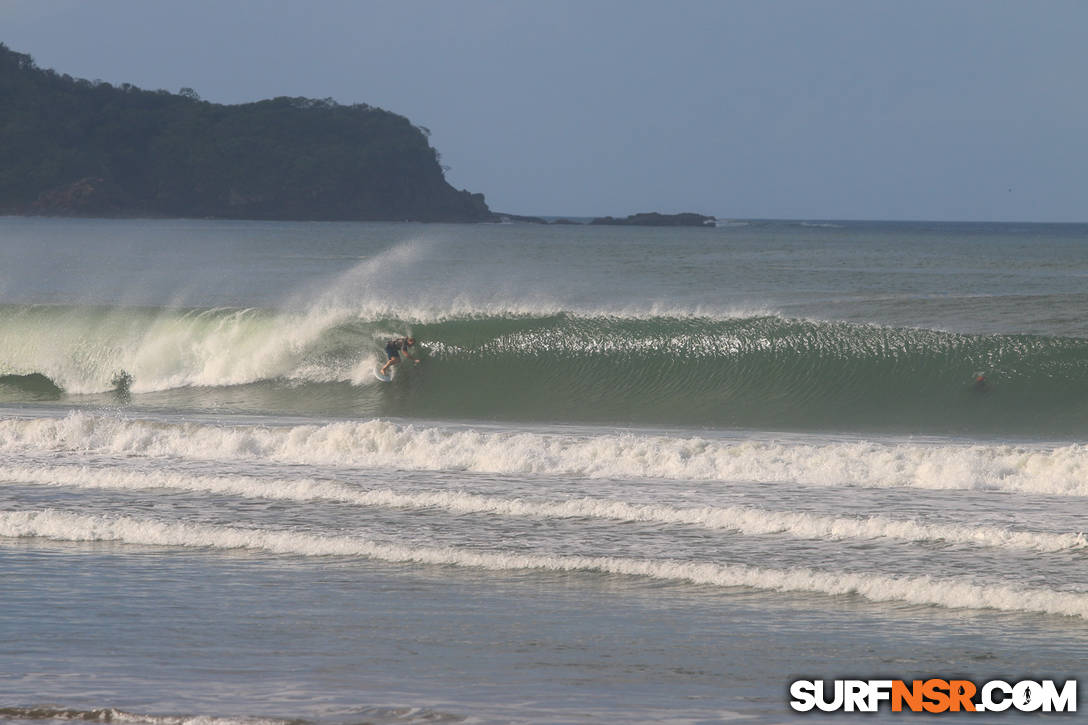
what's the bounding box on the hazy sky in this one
[4,0,1087,221]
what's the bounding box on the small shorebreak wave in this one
[3,510,1086,618]
[0,708,304,725]
[1,305,1086,435]
[2,412,1087,496]
[4,462,1084,552]
[0,706,458,725]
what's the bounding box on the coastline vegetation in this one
[0,43,493,222]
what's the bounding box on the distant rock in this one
[28,177,132,217]
[496,213,549,224]
[590,212,716,227]
[493,215,588,225]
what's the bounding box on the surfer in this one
[972,372,990,393]
[379,336,420,376]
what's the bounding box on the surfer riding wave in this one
[379,336,420,377]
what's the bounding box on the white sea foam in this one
[3,464,1083,553]
[2,510,1086,618]
[2,412,1087,496]
[0,305,376,393]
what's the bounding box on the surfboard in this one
[373,369,392,383]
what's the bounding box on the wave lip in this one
[0,304,387,395]
[5,464,1085,554]
[3,510,1087,619]
[0,373,62,398]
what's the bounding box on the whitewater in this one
[1,217,1085,724]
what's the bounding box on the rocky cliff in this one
[0,43,494,222]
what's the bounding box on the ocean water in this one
[0,217,1085,723]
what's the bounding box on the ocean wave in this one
[0,372,62,398]
[5,463,1083,553]
[0,304,388,394]
[3,510,1085,618]
[1,306,1086,433]
[2,412,1087,496]
[0,303,771,392]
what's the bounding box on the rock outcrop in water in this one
[590,212,717,227]
[0,43,495,222]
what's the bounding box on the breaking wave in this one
[4,463,1083,553]
[1,305,1086,434]
[2,412,1087,496]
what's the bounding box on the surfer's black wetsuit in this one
[385,338,410,360]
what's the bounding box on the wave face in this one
[2,304,1087,434]
[414,313,1088,435]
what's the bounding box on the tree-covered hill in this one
[0,43,494,222]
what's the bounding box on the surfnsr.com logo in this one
[789,679,1077,713]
